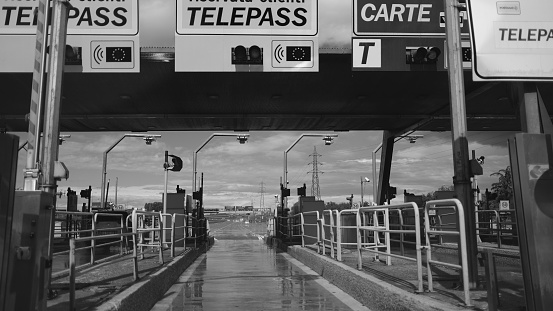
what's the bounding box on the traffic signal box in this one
[168,155,183,172]
[297,184,306,197]
[406,47,441,64]
[231,45,263,65]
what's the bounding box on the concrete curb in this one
[284,242,467,311]
[95,240,213,311]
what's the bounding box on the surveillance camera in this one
[237,135,248,144]
[143,137,155,145]
[364,177,370,182]
[323,136,334,146]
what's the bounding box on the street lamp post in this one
[360,177,370,207]
[192,133,249,192]
[192,133,249,242]
[282,133,338,212]
[100,133,161,209]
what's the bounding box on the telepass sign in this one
[177,0,317,36]
[175,0,319,72]
[467,0,553,81]
[0,0,138,35]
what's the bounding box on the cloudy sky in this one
[10,1,514,210]
[14,130,513,210]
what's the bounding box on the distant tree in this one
[489,166,513,209]
[437,185,455,191]
[144,202,163,212]
[419,185,454,206]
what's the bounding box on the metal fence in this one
[475,209,517,248]
[357,203,423,292]
[423,199,471,307]
[275,199,473,306]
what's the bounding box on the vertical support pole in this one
[115,177,118,207]
[24,0,51,191]
[444,0,478,288]
[163,151,168,246]
[69,239,76,311]
[512,82,541,134]
[87,185,91,212]
[372,144,380,206]
[377,131,395,205]
[40,1,71,308]
[484,249,499,310]
[41,0,69,196]
[360,176,364,206]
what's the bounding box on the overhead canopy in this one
[1,50,551,134]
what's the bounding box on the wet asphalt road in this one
[150,220,367,311]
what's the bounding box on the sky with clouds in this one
[14,130,514,210]
[9,1,514,210]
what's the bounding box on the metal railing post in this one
[356,211,363,270]
[484,249,499,310]
[494,210,501,248]
[91,216,96,264]
[171,214,176,257]
[69,238,76,311]
[336,211,342,261]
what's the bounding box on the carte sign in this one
[0,0,138,35]
[176,0,317,36]
[353,0,469,36]
[467,0,553,81]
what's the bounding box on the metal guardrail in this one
[475,209,517,248]
[424,199,471,307]
[55,209,210,310]
[320,210,337,259]
[357,203,424,293]
[68,232,138,310]
[300,211,320,250]
[273,200,472,304]
[132,210,164,263]
[335,209,360,262]
[52,211,127,277]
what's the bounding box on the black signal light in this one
[232,45,263,65]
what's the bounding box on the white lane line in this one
[149,254,206,311]
[280,253,372,311]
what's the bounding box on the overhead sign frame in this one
[467,0,553,81]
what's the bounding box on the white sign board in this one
[0,0,139,72]
[352,38,381,69]
[0,0,139,35]
[176,0,317,36]
[0,35,139,73]
[175,35,318,72]
[467,0,553,81]
[499,200,510,210]
[175,0,318,72]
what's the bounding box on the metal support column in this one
[40,1,71,309]
[444,0,478,288]
[376,131,395,205]
[23,0,51,191]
